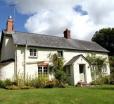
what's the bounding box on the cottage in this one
[0,17,110,85]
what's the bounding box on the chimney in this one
[6,16,14,32]
[64,28,71,39]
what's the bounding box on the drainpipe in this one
[14,44,17,81]
[24,41,27,83]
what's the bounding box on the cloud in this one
[5,0,114,40]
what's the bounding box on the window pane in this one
[58,51,63,57]
[38,67,42,74]
[44,67,48,74]
[29,48,37,57]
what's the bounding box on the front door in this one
[79,64,86,82]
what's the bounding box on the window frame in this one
[29,48,37,57]
[38,66,49,76]
[57,50,63,57]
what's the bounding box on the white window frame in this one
[38,66,48,76]
[29,48,37,57]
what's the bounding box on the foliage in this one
[5,85,20,90]
[0,79,17,88]
[29,77,47,88]
[44,80,59,88]
[86,53,106,79]
[48,53,67,85]
[91,76,110,85]
[109,56,114,81]
[0,80,4,88]
[92,28,114,55]
[92,28,114,80]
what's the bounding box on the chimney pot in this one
[64,28,71,39]
[6,16,14,32]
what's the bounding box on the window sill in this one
[29,56,38,59]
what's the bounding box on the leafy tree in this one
[92,28,114,55]
[92,28,114,80]
[48,54,67,85]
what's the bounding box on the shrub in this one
[91,76,110,85]
[4,79,13,87]
[45,80,59,88]
[0,80,4,88]
[5,85,20,90]
[0,79,18,89]
[29,77,47,88]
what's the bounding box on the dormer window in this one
[29,48,37,57]
[58,50,63,57]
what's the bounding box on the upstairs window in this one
[29,48,37,57]
[58,50,63,57]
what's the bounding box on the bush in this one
[4,79,13,86]
[45,80,59,88]
[29,77,47,88]
[0,80,4,88]
[91,76,110,85]
[5,85,20,90]
[0,79,18,88]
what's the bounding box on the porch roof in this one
[65,54,90,65]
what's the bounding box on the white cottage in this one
[0,17,110,85]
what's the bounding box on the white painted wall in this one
[0,62,14,80]
[1,35,15,61]
[0,45,110,82]
[73,56,92,85]
[15,47,57,80]
[15,46,110,80]
[64,50,110,77]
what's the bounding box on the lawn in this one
[0,85,114,104]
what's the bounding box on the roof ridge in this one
[15,31,94,43]
[15,31,65,39]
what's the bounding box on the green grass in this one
[0,85,114,104]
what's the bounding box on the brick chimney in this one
[6,16,14,32]
[64,28,71,39]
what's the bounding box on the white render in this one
[0,32,110,85]
[73,56,92,85]
[0,62,14,80]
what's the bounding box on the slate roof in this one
[11,31,108,53]
[66,54,90,65]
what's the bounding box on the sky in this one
[0,0,114,40]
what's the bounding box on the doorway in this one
[79,64,86,82]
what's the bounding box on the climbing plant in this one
[86,53,107,80]
[48,53,67,86]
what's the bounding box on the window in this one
[29,48,37,57]
[38,66,48,75]
[38,66,42,74]
[44,67,48,74]
[58,50,63,57]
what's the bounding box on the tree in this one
[48,53,67,85]
[92,28,114,80]
[92,28,114,55]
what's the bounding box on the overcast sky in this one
[1,0,114,40]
